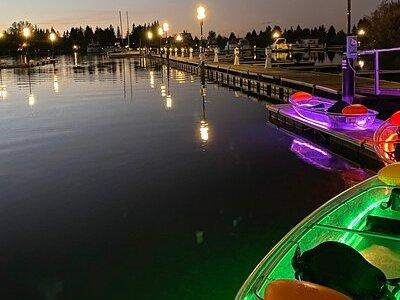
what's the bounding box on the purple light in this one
[291,138,333,171]
[289,96,378,130]
[290,138,371,185]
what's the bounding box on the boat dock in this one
[266,103,382,167]
[149,54,399,166]
[0,58,57,70]
[153,55,400,102]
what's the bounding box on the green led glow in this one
[236,179,400,300]
[339,200,383,246]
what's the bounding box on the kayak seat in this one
[264,279,351,300]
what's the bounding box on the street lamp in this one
[23,27,31,39]
[272,31,280,39]
[196,5,206,64]
[22,27,31,63]
[158,27,164,53]
[49,32,57,58]
[0,31,4,39]
[358,29,366,36]
[162,22,169,42]
[175,34,183,42]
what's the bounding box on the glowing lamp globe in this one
[291,91,313,102]
[342,104,368,115]
[378,163,400,186]
[23,27,31,38]
[197,6,206,21]
[374,111,400,164]
[162,23,169,33]
[49,32,57,42]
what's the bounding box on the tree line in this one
[0,1,399,55]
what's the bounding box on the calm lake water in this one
[0,55,372,299]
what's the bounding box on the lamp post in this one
[147,31,153,55]
[175,33,183,43]
[49,32,57,58]
[22,27,31,64]
[347,0,352,35]
[162,22,169,45]
[272,31,280,40]
[196,5,206,65]
[158,27,164,55]
[175,33,183,57]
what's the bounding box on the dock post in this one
[342,36,357,103]
[374,51,381,95]
[213,48,219,63]
[234,47,240,66]
[265,47,272,68]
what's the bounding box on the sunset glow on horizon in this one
[0,0,379,35]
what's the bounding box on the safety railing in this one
[359,47,400,95]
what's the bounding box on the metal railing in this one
[359,47,400,95]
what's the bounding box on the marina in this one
[1,0,400,299]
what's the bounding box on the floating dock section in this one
[266,103,382,167]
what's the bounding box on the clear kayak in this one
[289,92,378,130]
[236,164,400,300]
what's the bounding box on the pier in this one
[0,58,57,69]
[152,55,400,102]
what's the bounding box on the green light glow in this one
[236,179,400,300]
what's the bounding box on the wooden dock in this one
[266,103,382,168]
[0,58,57,70]
[154,55,400,101]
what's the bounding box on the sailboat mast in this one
[119,11,124,47]
[126,11,130,48]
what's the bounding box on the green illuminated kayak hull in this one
[236,176,400,300]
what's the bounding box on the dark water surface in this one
[0,55,372,299]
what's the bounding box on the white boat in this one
[271,38,289,51]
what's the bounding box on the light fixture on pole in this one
[22,27,31,63]
[196,5,206,65]
[175,34,183,42]
[162,22,169,44]
[272,31,280,40]
[358,29,365,36]
[49,32,57,58]
[158,27,164,53]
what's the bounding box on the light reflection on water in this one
[0,55,372,299]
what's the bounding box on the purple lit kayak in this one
[289,93,378,130]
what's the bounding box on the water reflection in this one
[28,70,35,107]
[0,70,6,100]
[53,74,59,93]
[199,69,210,144]
[0,55,372,299]
[73,52,78,67]
[149,71,155,89]
[290,137,371,187]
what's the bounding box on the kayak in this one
[289,92,378,130]
[236,163,400,300]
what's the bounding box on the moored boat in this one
[236,162,400,300]
[289,91,378,130]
